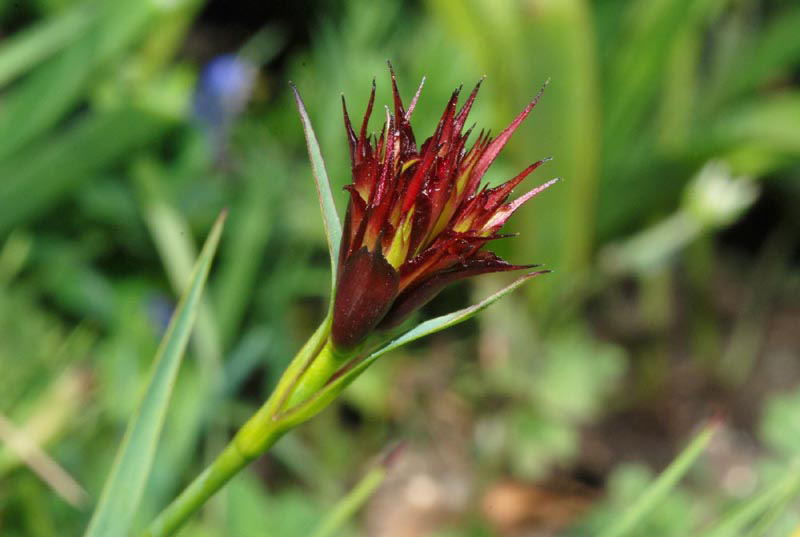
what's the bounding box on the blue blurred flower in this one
[192,54,256,162]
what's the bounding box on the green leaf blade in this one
[0,106,175,235]
[83,211,227,537]
[0,1,157,160]
[0,2,95,88]
[290,83,342,291]
[703,465,800,537]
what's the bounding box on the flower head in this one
[332,65,557,351]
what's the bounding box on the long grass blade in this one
[597,422,716,537]
[0,2,95,87]
[83,211,227,537]
[0,106,173,235]
[0,2,156,160]
[0,412,88,508]
[703,464,800,537]
[309,444,403,537]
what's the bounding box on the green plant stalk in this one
[285,340,349,409]
[141,441,252,537]
[143,314,355,537]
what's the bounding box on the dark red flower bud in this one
[331,64,556,352]
[332,246,399,351]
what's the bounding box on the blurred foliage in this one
[0,0,798,535]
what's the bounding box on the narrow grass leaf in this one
[290,83,342,291]
[704,488,776,537]
[597,423,716,537]
[134,157,223,381]
[747,486,800,537]
[309,446,401,537]
[0,1,156,160]
[702,94,800,155]
[0,2,95,87]
[83,211,226,537]
[0,106,174,235]
[716,7,800,105]
[214,152,276,347]
[703,466,800,537]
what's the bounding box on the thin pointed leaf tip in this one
[331,66,556,351]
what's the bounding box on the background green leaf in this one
[597,423,716,537]
[83,211,226,537]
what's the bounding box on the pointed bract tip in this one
[514,263,541,270]
[539,177,561,189]
[708,409,728,428]
[381,442,407,469]
[530,79,549,104]
[406,76,426,120]
[288,81,302,101]
[489,232,521,240]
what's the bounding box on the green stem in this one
[143,315,358,537]
[285,339,346,409]
[142,380,295,537]
[142,440,256,537]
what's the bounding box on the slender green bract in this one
[278,272,545,429]
[290,83,343,291]
[84,211,226,537]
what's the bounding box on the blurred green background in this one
[1,0,799,535]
